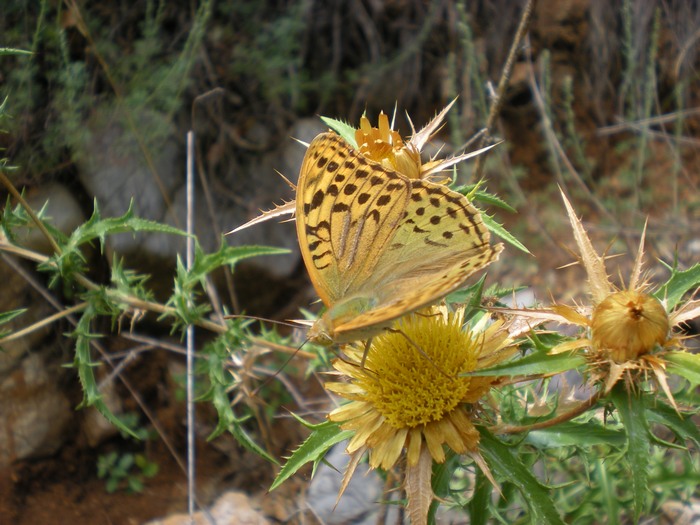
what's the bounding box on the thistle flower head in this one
[352,98,495,183]
[510,189,700,397]
[355,111,422,179]
[590,289,669,362]
[326,305,518,470]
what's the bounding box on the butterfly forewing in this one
[296,133,410,306]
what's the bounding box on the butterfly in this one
[296,131,503,346]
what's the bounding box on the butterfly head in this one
[308,317,335,346]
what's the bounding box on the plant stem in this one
[491,388,604,434]
[0,301,87,344]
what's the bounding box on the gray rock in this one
[225,118,327,278]
[76,106,182,258]
[0,352,72,465]
[20,182,86,255]
[306,443,392,525]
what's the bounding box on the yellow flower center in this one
[590,290,669,362]
[356,312,478,429]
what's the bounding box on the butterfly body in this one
[297,132,503,345]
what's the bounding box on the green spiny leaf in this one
[72,305,139,439]
[655,262,700,310]
[465,350,586,377]
[610,384,651,521]
[664,351,700,387]
[645,398,700,448]
[526,421,625,448]
[0,308,27,339]
[68,199,187,253]
[270,420,353,491]
[482,213,531,254]
[455,185,517,213]
[188,240,290,286]
[478,428,565,525]
[0,308,27,326]
[320,116,358,148]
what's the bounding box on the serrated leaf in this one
[72,306,139,439]
[610,384,650,521]
[664,351,700,387]
[478,428,565,525]
[481,213,530,254]
[68,199,187,254]
[655,263,700,311]
[465,350,585,377]
[526,421,625,448]
[454,186,517,213]
[189,241,290,284]
[445,274,485,306]
[270,420,353,491]
[320,116,357,148]
[229,414,279,464]
[645,398,700,448]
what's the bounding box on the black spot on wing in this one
[309,190,324,211]
[377,195,391,206]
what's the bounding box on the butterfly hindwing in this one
[336,179,503,336]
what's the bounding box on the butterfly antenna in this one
[224,313,300,330]
[251,336,314,397]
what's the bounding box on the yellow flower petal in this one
[423,424,446,464]
[406,428,423,466]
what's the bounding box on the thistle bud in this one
[590,290,669,362]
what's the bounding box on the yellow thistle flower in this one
[513,189,700,397]
[354,98,492,182]
[325,305,521,524]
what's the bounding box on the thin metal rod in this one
[186,130,196,519]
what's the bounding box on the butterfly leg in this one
[360,338,373,369]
